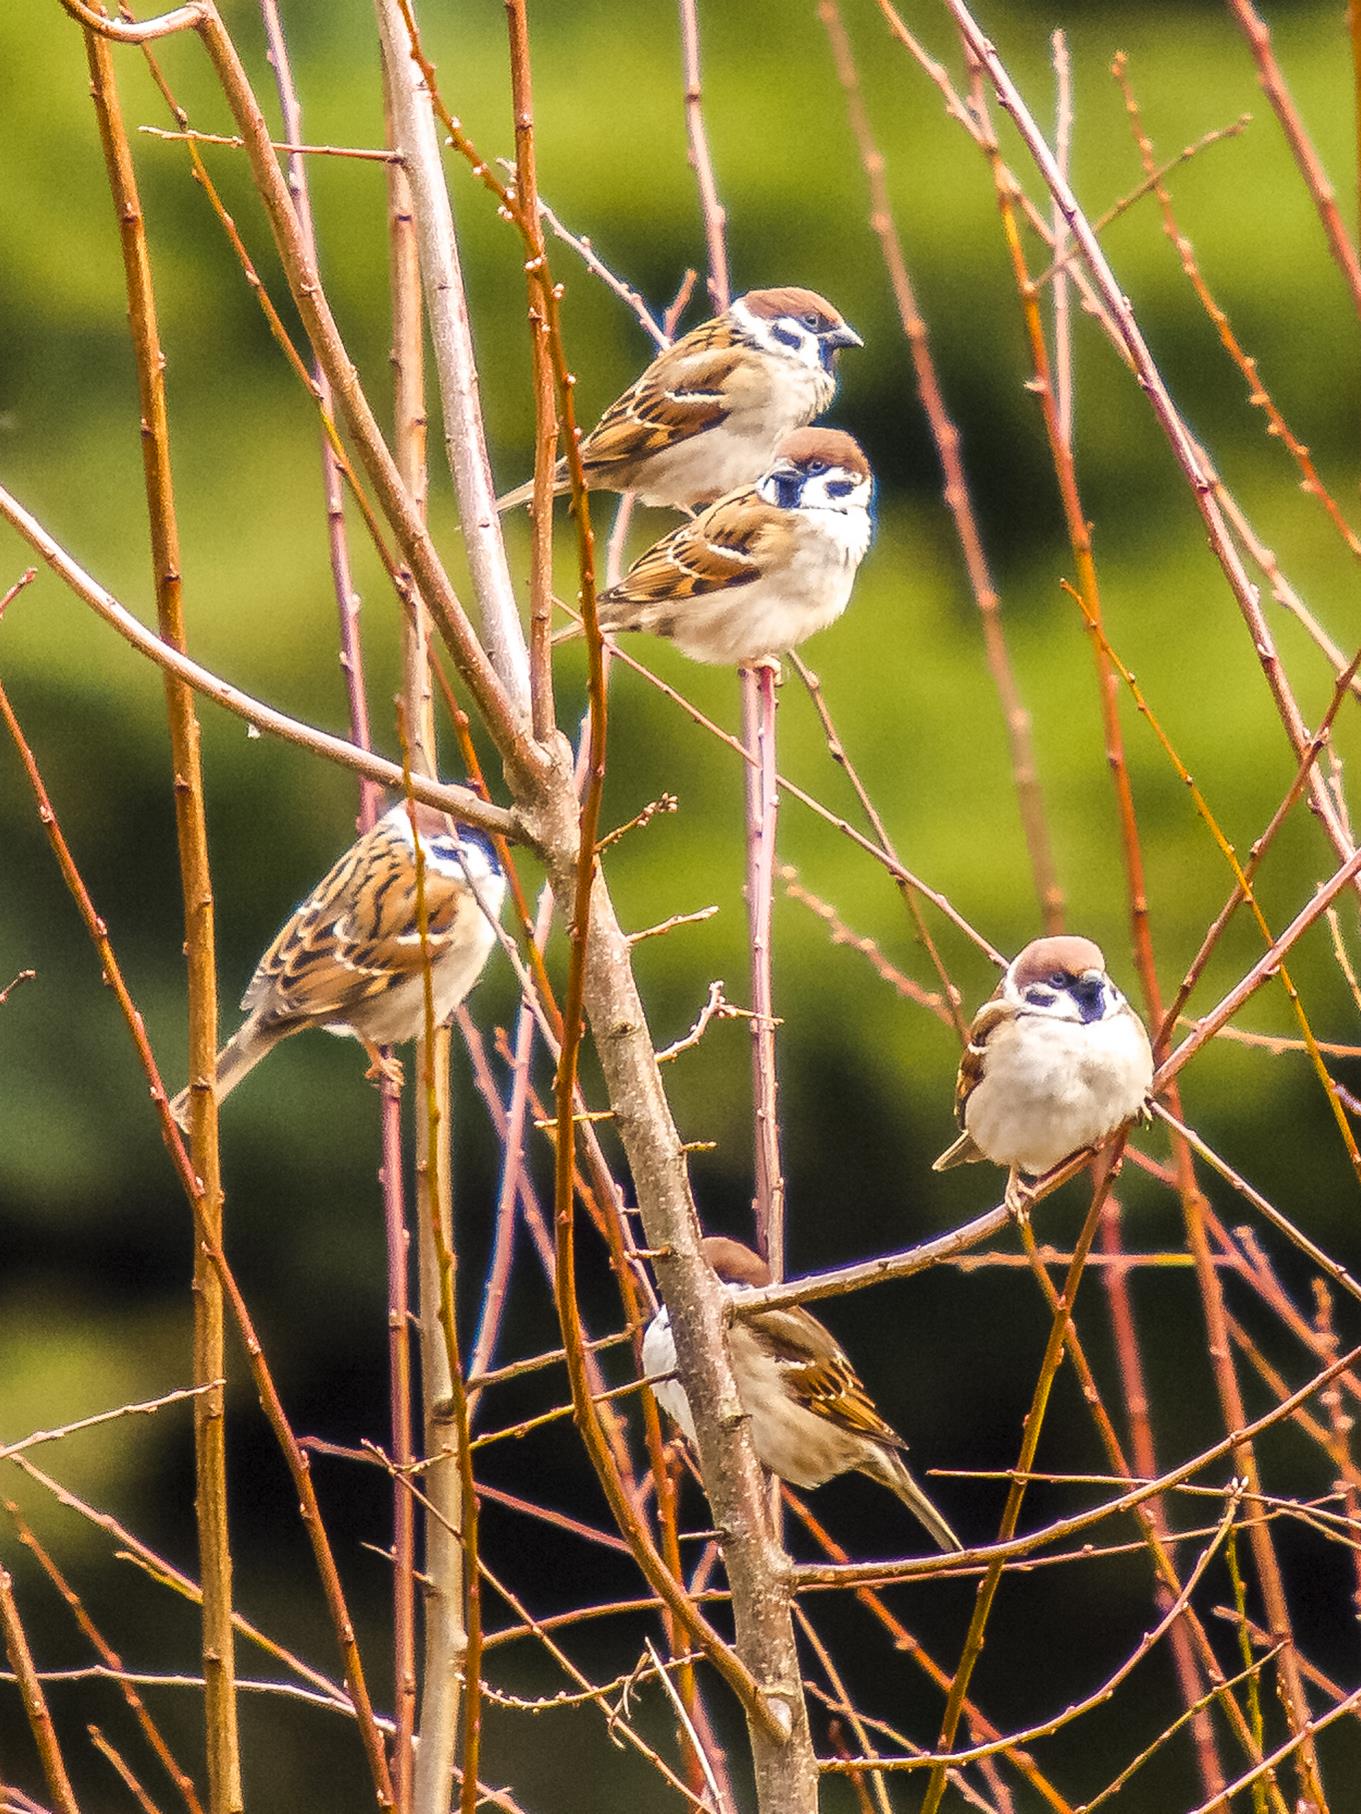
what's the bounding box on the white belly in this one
[965,1010,1153,1175]
[672,509,870,665]
[333,871,505,1047]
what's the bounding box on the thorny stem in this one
[0,480,516,839]
[946,0,1361,910]
[920,1163,1120,1814]
[818,0,1063,936]
[3,1497,206,1814]
[955,21,1334,1799]
[675,0,786,1275]
[78,29,241,1812]
[502,0,558,744]
[402,746,483,1814]
[0,1568,81,1814]
[257,0,380,826]
[744,662,784,1266]
[1223,0,1361,318]
[0,673,395,1808]
[379,28,440,1811]
[257,14,415,1807]
[377,0,531,718]
[1113,54,1361,564]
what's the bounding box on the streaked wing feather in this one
[582,338,743,474]
[751,1306,905,1451]
[244,823,476,1029]
[953,992,1011,1128]
[601,493,771,615]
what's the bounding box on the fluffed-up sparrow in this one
[643,1236,961,1553]
[499,286,862,512]
[170,801,505,1129]
[562,427,872,667]
[933,936,1154,1209]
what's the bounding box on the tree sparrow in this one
[933,936,1154,1208]
[642,1236,961,1553]
[170,802,504,1128]
[498,286,862,512]
[563,427,872,667]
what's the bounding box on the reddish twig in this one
[4,1498,204,1814]
[818,0,1063,934]
[1223,0,1361,317]
[78,29,240,1808]
[0,1567,81,1814]
[0,672,394,1808]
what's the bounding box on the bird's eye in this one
[803,312,821,329]
[805,459,827,476]
[1048,971,1069,989]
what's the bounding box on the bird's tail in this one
[932,1129,983,1172]
[862,1448,962,1554]
[169,1019,282,1132]
[496,461,568,515]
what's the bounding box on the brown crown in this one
[702,1236,773,1289]
[771,426,871,480]
[1010,935,1107,990]
[384,798,485,847]
[739,286,846,328]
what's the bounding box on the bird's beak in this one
[825,322,863,350]
[1072,972,1109,1024]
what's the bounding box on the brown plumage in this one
[170,803,504,1127]
[498,286,860,512]
[557,427,874,666]
[643,1237,962,1553]
[934,936,1153,1179]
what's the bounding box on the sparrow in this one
[498,286,862,512]
[933,936,1154,1208]
[563,427,873,667]
[642,1236,961,1553]
[170,802,505,1128]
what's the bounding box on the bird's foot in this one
[1005,1170,1035,1231]
[362,1043,405,1094]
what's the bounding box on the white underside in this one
[964,1009,1153,1175]
[672,506,870,664]
[330,856,506,1048]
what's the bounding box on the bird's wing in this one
[581,333,747,477]
[750,1304,907,1452]
[599,490,774,628]
[243,821,476,1028]
[952,992,1013,1130]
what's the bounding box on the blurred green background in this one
[3,0,1361,1807]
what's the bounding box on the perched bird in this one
[170,802,504,1128]
[643,1236,961,1553]
[565,427,873,667]
[933,936,1154,1209]
[498,286,862,512]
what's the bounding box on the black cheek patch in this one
[1024,986,1056,1007]
[825,479,853,499]
[771,323,803,351]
